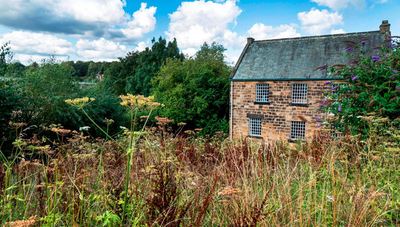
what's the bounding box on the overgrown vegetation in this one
[1,37,399,225]
[325,39,400,136]
[1,115,399,226]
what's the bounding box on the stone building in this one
[230,20,391,141]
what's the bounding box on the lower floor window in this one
[249,117,262,137]
[290,121,305,140]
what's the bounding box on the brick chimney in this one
[379,20,391,44]
[380,20,390,34]
[247,37,255,44]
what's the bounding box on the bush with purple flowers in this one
[324,39,400,136]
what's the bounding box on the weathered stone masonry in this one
[231,81,328,141]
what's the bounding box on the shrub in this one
[324,40,400,136]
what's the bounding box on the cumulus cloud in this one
[0,0,156,40]
[121,3,157,39]
[298,8,343,35]
[247,23,300,40]
[311,0,365,10]
[76,38,128,61]
[166,0,243,57]
[0,31,73,56]
[331,28,346,34]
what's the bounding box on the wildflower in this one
[326,195,334,202]
[338,103,342,112]
[345,46,353,52]
[324,81,332,85]
[155,116,173,126]
[79,126,90,131]
[177,122,186,127]
[65,97,95,109]
[361,40,367,46]
[119,94,161,110]
[103,118,114,125]
[371,55,380,62]
[51,127,71,135]
[351,75,358,81]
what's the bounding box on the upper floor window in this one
[291,83,308,104]
[255,83,269,103]
[290,121,305,140]
[248,117,262,137]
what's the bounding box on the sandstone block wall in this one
[231,81,329,141]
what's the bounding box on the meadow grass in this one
[0,127,399,226]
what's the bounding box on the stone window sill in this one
[290,103,309,107]
[288,138,306,143]
[254,101,271,105]
[248,135,263,139]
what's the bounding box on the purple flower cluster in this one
[351,75,358,81]
[371,55,380,62]
[338,103,342,112]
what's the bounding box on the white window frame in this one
[290,121,306,140]
[255,83,270,103]
[291,83,308,104]
[248,117,262,137]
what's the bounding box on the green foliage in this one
[0,81,22,154]
[0,42,13,76]
[96,211,121,227]
[325,42,400,135]
[152,43,231,134]
[21,60,82,128]
[103,37,183,96]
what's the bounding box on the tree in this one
[103,37,184,96]
[21,61,82,128]
[0,42,13,76]
[152,43,231,134]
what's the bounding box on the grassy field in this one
[1,125,399,226]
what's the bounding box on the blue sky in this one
[0,0,399,64]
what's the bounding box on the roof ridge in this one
[254,30,381,43]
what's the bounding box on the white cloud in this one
[76,38,128,61]
[298,8,343,35]
[247,23,300,40]
[311,0,365,10]
[331,28,346,34]
[166,0,243,57]
[121,3,157,39]
[134,41,149,52]
[0,31,73,62]
[0,1,157,40]
[53,0,126,24]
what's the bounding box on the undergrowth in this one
[0,127,399,226]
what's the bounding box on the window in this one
[248,117,262,137]
[256,83,269,103]
[290,121,305,140]
[291,83,308,104]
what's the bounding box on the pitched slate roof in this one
[231,30,386,81]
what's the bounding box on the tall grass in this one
[1,127,399,226]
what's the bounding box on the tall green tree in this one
[103,37,184,95]
[152,43,231,134]
[0,42,13,76]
